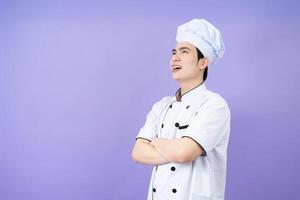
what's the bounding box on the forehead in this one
[175,42,197,51]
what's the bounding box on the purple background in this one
[1,0,299,199]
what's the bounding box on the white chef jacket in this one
[136,82,231,200]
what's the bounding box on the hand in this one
[151,138,170,148]
[150,138,160,147]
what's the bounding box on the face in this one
[170,42,205,83]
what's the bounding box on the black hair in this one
[196,48,208,81]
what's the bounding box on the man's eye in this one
[182,50,188,53]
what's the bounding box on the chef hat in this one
[176,18,225,65]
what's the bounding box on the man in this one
[132,18,230,200]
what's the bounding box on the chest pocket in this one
[174,106,199,138]
[178,124,189,130]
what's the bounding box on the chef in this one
[132,18,231,200]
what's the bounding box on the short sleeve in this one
[136,97,170,142]
[181,100,231,156]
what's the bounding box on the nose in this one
[169,54,179,68]
[171,53,180,62]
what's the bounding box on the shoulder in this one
[146,96,174,116]
[205,90,231,116]
[152,96,174,109]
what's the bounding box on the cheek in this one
[184,64,200,77]
[184,56,198,66]
[185,60,198,71]
[187,67,198,76]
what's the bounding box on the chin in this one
[171,75,178,80]
[171,75,181,82]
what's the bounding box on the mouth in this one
[172,65,182,72]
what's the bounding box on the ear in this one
[198,57,209,70]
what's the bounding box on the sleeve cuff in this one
[135,137,152,142]
[181,136,207,157]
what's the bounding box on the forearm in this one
[151,138,203,163]
[150,138,182,162]
[132,139,170,165]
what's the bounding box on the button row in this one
[162,122,189,128]
[152,188,177,193]
[169,104,190,109]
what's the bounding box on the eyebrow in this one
[171,47,192,53]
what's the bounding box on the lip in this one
[172,65,182,70]
[171,65,182,72]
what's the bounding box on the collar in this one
[175,82,207,103]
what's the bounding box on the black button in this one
[161,124,164,128]
[169,104,173,108]
[171,166,176,171]
[172,188,177,193]
[186,105,190,109]
[153,188,156,192]
[175,122,179,127]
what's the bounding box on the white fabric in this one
[136,83,231,200]
[176,19,225,65]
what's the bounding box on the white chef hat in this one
[176,18,225,65]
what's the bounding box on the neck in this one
[180,79,204,95]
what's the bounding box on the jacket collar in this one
[175,82,207,104]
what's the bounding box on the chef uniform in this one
[136,19,230,200]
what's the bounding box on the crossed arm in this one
[131,137,205,165]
